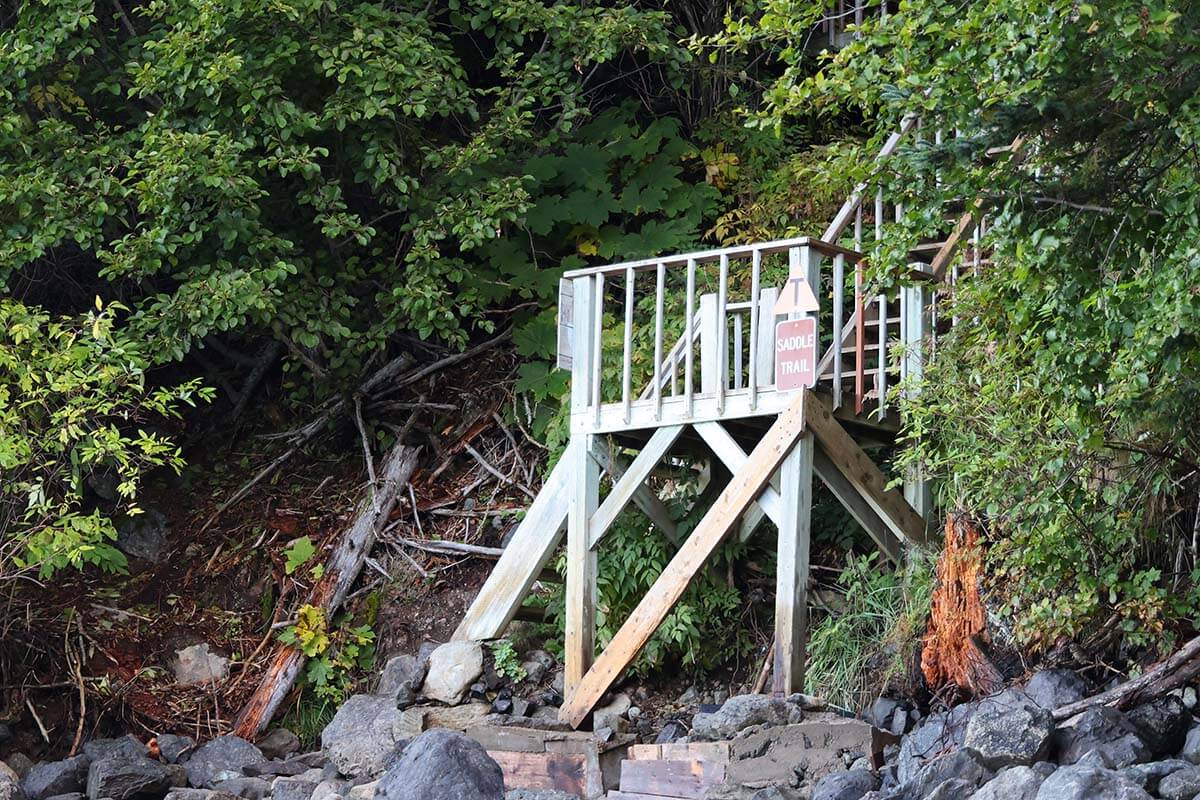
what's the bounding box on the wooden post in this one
[772,433,813,696]
[565,434,599,699]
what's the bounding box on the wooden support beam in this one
[452,441,576,641]
[565,435,600,698]
[588,428,683,548]
[773,433,813,696]
[694,421,782,531]
[813,449,902,564]
[804,393,929,546]
[560,392,810,728]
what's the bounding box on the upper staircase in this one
[453,113,1004,728]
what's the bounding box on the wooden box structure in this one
[453,114,999,728]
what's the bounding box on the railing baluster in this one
[855,260,865,415]
[877,293,887,418]
[622,265,634,425]
[749,248,761,409]
[592,273,604,425]
[717,254,728,415]
[684,257,696,416]
[733,313,743,390]
[653,262,665,420]
[833,253,844,410]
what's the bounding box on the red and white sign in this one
[775,318,817,391]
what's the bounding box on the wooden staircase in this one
[451,114,1006,729]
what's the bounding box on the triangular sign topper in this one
[773,274,820,316]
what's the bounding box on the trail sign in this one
[772,275,820,316]
[775,318,818,391]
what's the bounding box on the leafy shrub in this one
[489,639,528,682]
[0,299,210,580]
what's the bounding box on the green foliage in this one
[729,0,1200,652]
[0,299,211,579]
[283,535,318,576]
[280,604,376,703]
[806,552,934,712]
[489,639,527,682]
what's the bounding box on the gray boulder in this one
[116,509,169,563]
[377,654,428,708]
[82,737,146,763]
[0,762,23,800]
[691,695,798,740]
[85,756,171,800]
[22,757,90,800]
[1034,764,1151,800]
[901,747,992,799]
[44,793,85,800]
[1127,695,1190,756]
[591,694,631,733]
[964,697,1054,768]
[971,765,1046,800]
[320,694,408,778]
[896,703,975,785]
[271,776,321,800]
[374,730,503,800]
[519,651,554,685]
[1159,766,1200,800]
[212,777,271,800]
[184,736,265,788]
[256,729,300,761]
[1054,706,1150,767]
[156,735,196,764]
[1025,670,1088,710]
[1119,759,1192,792]
[5,757,32,780]
[1182,722,1200,763]
[422,642,484,705]
[923,778,974,800]
[163,791,240,800]
[504,791,574,800]
[812,768,878,800]
[172,644,230,687]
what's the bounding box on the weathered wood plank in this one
[773,434,813,696]
[565,435,600,697]
[619,760,726,800]
[561,392,809,727]
[491,751,587,798]
[804,392,928,546]
[589,426,684,548]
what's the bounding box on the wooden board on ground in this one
[618,759,727,800]
[491,751,587,798]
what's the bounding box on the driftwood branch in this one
[1051,634,1200,721]
[233,443,421,738]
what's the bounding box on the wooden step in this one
[618,759,726,799]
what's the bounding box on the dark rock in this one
[5,756,33,780]
[1024,670,1088,710]
[971,765,1046,800]
[156,735,196,765]
[1119,758,1192,792]
[183,737,265,788]
[0,725,11,744]
[656,721,688,744]
[901,747,991,799]
[271,776,320,800]
[490,698,513,715]
[1159,766,1200,800]
[923,778,974,800]
[888,712,907,738]
[374,730,503,800]
[44,793,85,800]
[242,762,307,779]
[212,777,270,800]
[163,791,241,800]
[509,699,531,718]
[166,766,187,789]
[1054,706,1150,767]
[23,757,90,800]
[963,696,1054,768]
[812,768,878,800]
[519,651,554,685]
[1075,748,1114,769]
[504,790,573,800]
[691,695,799,740]
[116,510,169,563]
[865,699,901,731]
[320,695,408,778]
[85,756,171,800]
[1127,696,1190,756]
[896,703,975,785]
[82,737,146,763]
[256,729,300,761]
[1033,764,1151,799]
[377,654,428,708]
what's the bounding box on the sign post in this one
[775,317,818,391]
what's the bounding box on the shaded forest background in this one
[3,0,1200,745]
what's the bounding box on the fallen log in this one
[233,442,421,738]
[1051,633,1200,721]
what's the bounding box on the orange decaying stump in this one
[921,514,1002,697]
